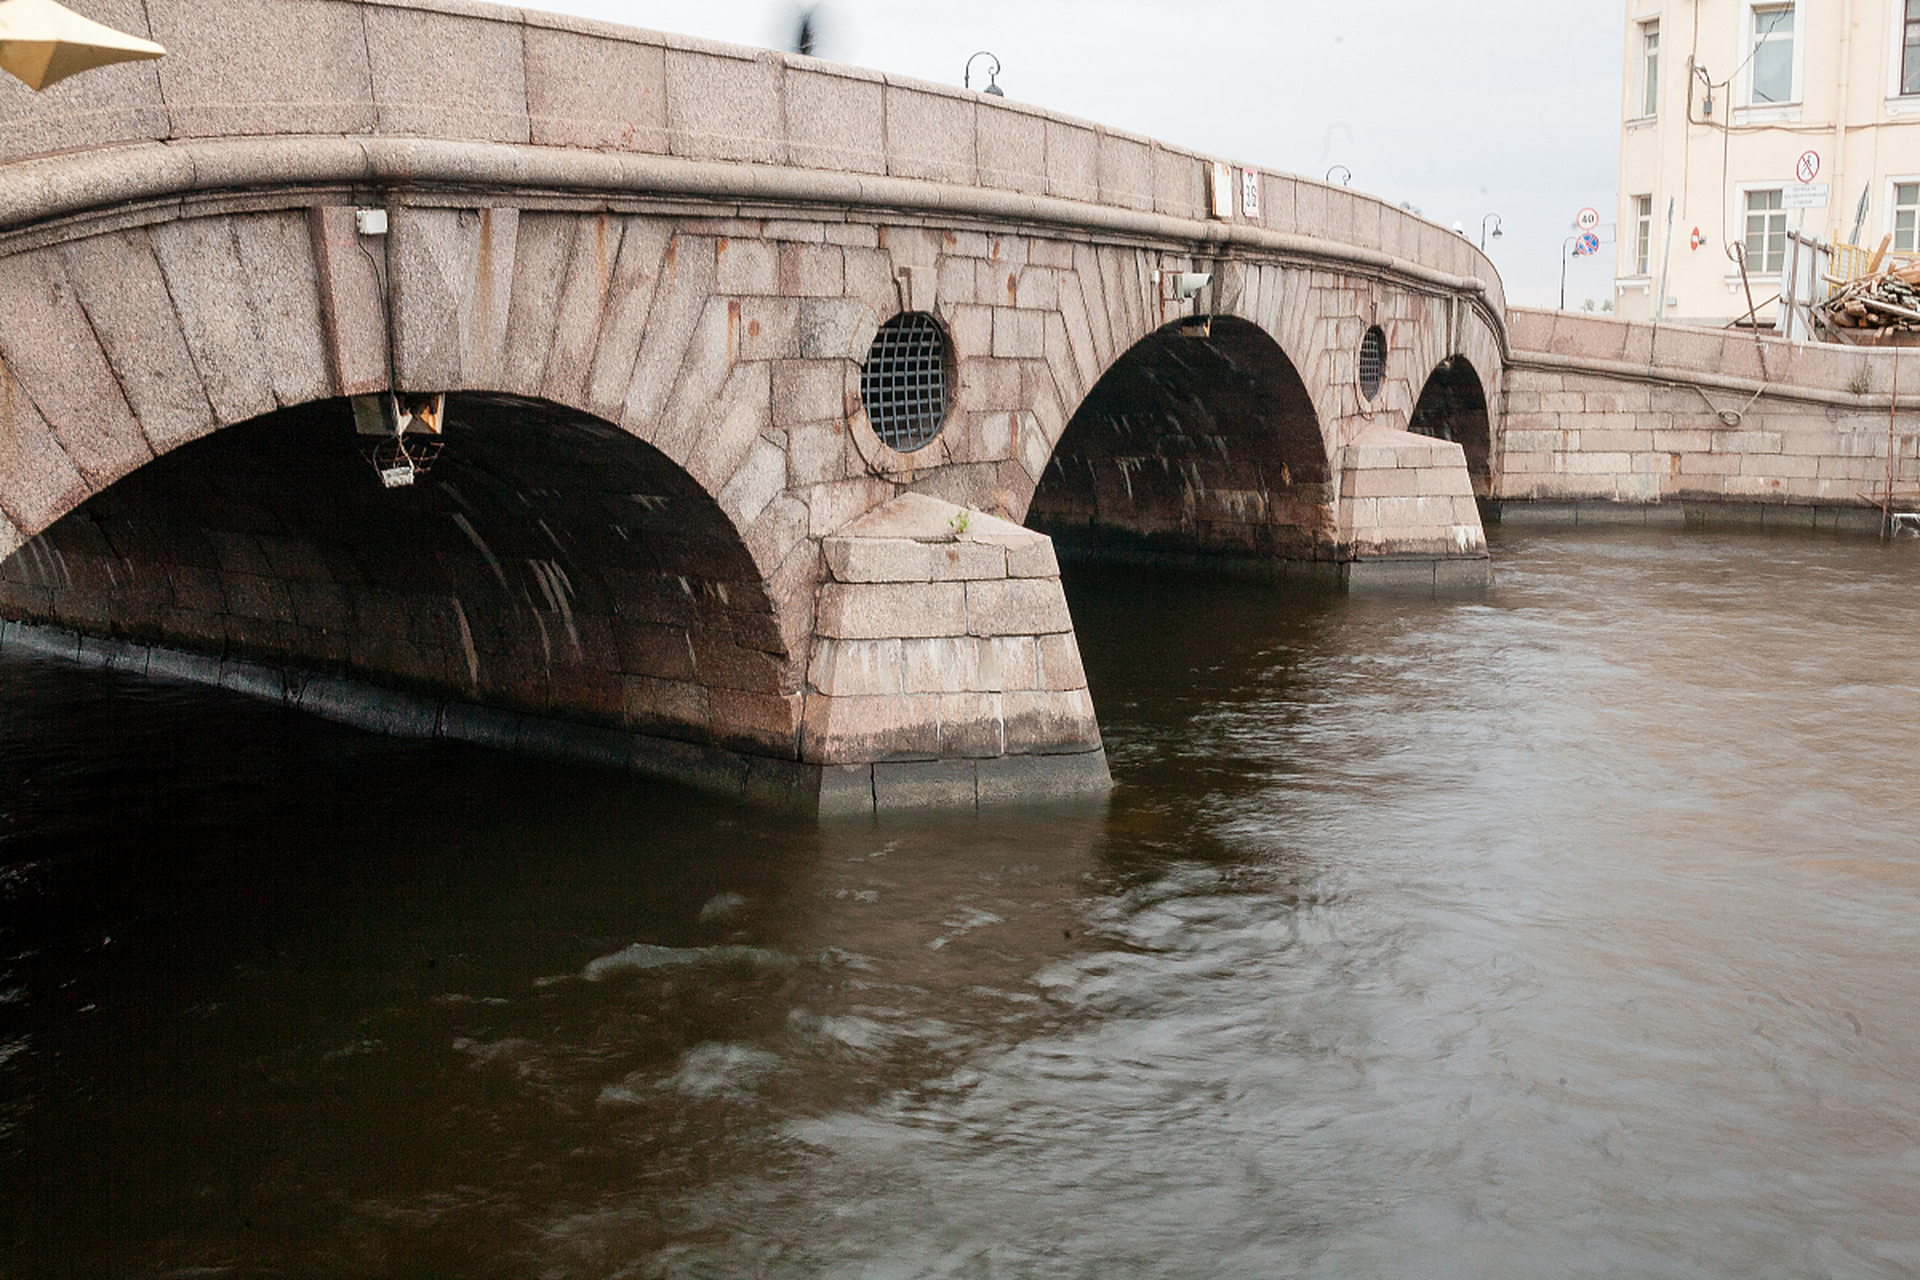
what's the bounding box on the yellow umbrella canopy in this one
[0,0,163,92]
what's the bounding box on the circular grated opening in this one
[1358,326,1387,400]
[860,312,949,452]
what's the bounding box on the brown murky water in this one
[2,526,1917,1278]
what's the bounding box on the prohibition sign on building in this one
[1576,207,1600,232]
[1796,150,1820,183]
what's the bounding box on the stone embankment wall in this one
[1496,309,1920,527]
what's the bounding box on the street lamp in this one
[964,51,1003,97]
[1481,213,1503,250]
[0,0,163,91]
[1325,164,1351,186]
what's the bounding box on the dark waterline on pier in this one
[2,526,1917,1277]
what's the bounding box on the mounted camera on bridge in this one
[1153,270,1215,337]
[352,392,445,489]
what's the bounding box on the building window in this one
[1745,189,1787,273]
[1639,21,1660,117]
[1895,182,1920,252]
[1749,5,1795,104]
[1634,195,1654,274]
[1904,0,1920,95]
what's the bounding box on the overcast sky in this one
[518,0,1625,310]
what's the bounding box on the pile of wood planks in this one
[1819,235,1920,333]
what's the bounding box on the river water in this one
[2,526,1917,1278]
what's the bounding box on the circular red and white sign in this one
[1576,207,1600,232]
[1796,150,1820,183]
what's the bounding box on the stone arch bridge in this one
[0,0,1505,812]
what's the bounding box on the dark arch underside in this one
[0,396,796,757]
[1409,358,1493,497]
[1026,316,1333,562]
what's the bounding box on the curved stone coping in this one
[1508,348,1920,412]
[0,0,1504,319]
[1509,307,1916,410]
[0,134,1507,348]
[0,617,1112,815]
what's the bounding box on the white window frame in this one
[1632,19,1661,120]
[1735,1,1803,122]
[1888,176,1920,253]
[1632,195,1655,276]
[1733,184,1789,280]
[1887,0,1920,112]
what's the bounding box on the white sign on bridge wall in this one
[1241,168,1261,218]
[1209,161,1233,220]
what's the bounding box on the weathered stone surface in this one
[978,103,1048,195]
[884,84,975,185]
[666,48,783,163]
[1036,633,1088,691]
[146,218,279,424]
[60,230,216,454]
[966,578,1073,637]
[148,0,375,137]
[230,212,332,408]
[622,236,719,436]
[0,0,165,162]
[0,251,148,486]
[976,749,1112,803]
[305,206,393,398]
[542,214,628,406]
[815,582,965,640]
[787,66,885,174]
[800,691,939,762]
[365,4,529,143]
[873,758,976,809]
[582,220,671,418]
[810,637,903,697]
[937,691,1005,757]
[525,23,668,152]
[824,537,931,584]
[1003,690,1102,754]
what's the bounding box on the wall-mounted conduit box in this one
[355,208,388,236]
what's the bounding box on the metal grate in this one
[860,313,949,452]
[1358,326,1386,400]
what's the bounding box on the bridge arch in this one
[0,391,806,758]
[1025,315,1333,563]
[1410,355,1496,497]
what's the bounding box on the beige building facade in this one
[1616,0,1920,324]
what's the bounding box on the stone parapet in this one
[1500,309,1920,514]
[0,0,1502,320]
[800,493,1109,810]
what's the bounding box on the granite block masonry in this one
[803,492,1110,813]
[1336,426,1490,587]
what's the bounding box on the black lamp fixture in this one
[965,51,1004,96]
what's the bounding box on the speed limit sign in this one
[1576,207,1600,231]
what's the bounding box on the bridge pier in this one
[805,493,1108,812]
[1335,427,1490,588]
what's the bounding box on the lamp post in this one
[0,0,163,91]
[1324,164,1351,186]
[964,51,1003,97]
[1480,213,1503,250]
